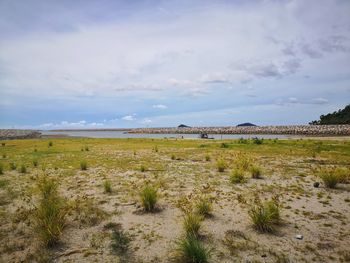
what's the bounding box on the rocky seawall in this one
[0,129,41,140]
[130,125,350,136]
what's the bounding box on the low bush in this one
[140,184,158,212]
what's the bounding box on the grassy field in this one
[0,137,350,262]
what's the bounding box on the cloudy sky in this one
[0,0,349,129]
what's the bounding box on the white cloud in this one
[141,118,152,124]
[311,98,328,105]
[122,115,136,121]
[152,104,167,109]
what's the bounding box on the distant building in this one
[237,122,257,127]
[178,124,190,128]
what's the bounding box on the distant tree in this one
[309,104,350,125]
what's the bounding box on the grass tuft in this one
[195,197,212,217]
[0,163,3,174]
[9,162,16,170]
[319,169,340,188]
[176,234,210,263]
[140,165,146,172]
[248,199,280,233]
[217,159,226,172]
[20,164,27,174]
[80,160,87,170]
[140,184,158,212]
[111,227,130,254]
[104,180,112,193]
[250,165,262,179]
[33,159,38,167]
[205,154,211,161]
[230,169,246,184]
[48,141,53,147]
[183,213,203,238]
[34,176,67,247]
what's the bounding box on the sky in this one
[0,0,349,129]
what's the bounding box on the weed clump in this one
[34,176,67,247]
[252,137,263,145]
[0,163,3,174]
[2,153,6,159]
[217,159,227,172]
[1,142,5,146]
[171,154,176,160]
[140,184,158,212]
[176,234,210,263]
[140,165,146,172]
[319,169,340,188]
[230,169,246,184]
[80,161,87,170]
[205,154,210,161]
[104,180,112,193]
[195,197,212,217]
[33,159,38,167]
[48,141,53,147]
[249,199,280,233]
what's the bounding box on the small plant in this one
[34,176,67,246]
[248,199,280,233]
[250,165,262,179]
[220,142,229,148]
[217,159,226,172]
[183,213,203,238]
[9,162,16,170]
[1,142,5,146]
[238,138,248,144]
[34,148,37,152]
[80,161,87,170]
[252,137,263,145]
[176,234,210,263]
[0,163,3,175]
[230,169,246,184]
[111,227,130,254]
[20,164,27,174]
[85,146,89,151]
[2,153,6,158]
[205,154,210,161]
[48,141,53,147]
[140,184,158,212]
[154,145,158,152]
[171,154,176,160]
[319,169,339,188]
[104,180,112,193]
[140,165,146,172]
[33,159,38,167]
[195,197,212,217]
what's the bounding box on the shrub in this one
[140,165,146,172]
[195,197,212,217]
[230,169,246,184]
[48,141,53,147]
[176,234,210,263]
[111,228,130,254]
[80,161,87,171]
[319,169,339,188]
[0,163,3,175]
[250,166,262,179]
[34,176,67,247]
[248,199,280,233]
[217,159,226,172]
[183,213,203,238]
[140,184,158,212]
[20,164,27,174]
[9,162,16,170]
[33,159,38,167]
[252,137,263,145]
[104,180,112,193]
[205,154,210,161]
